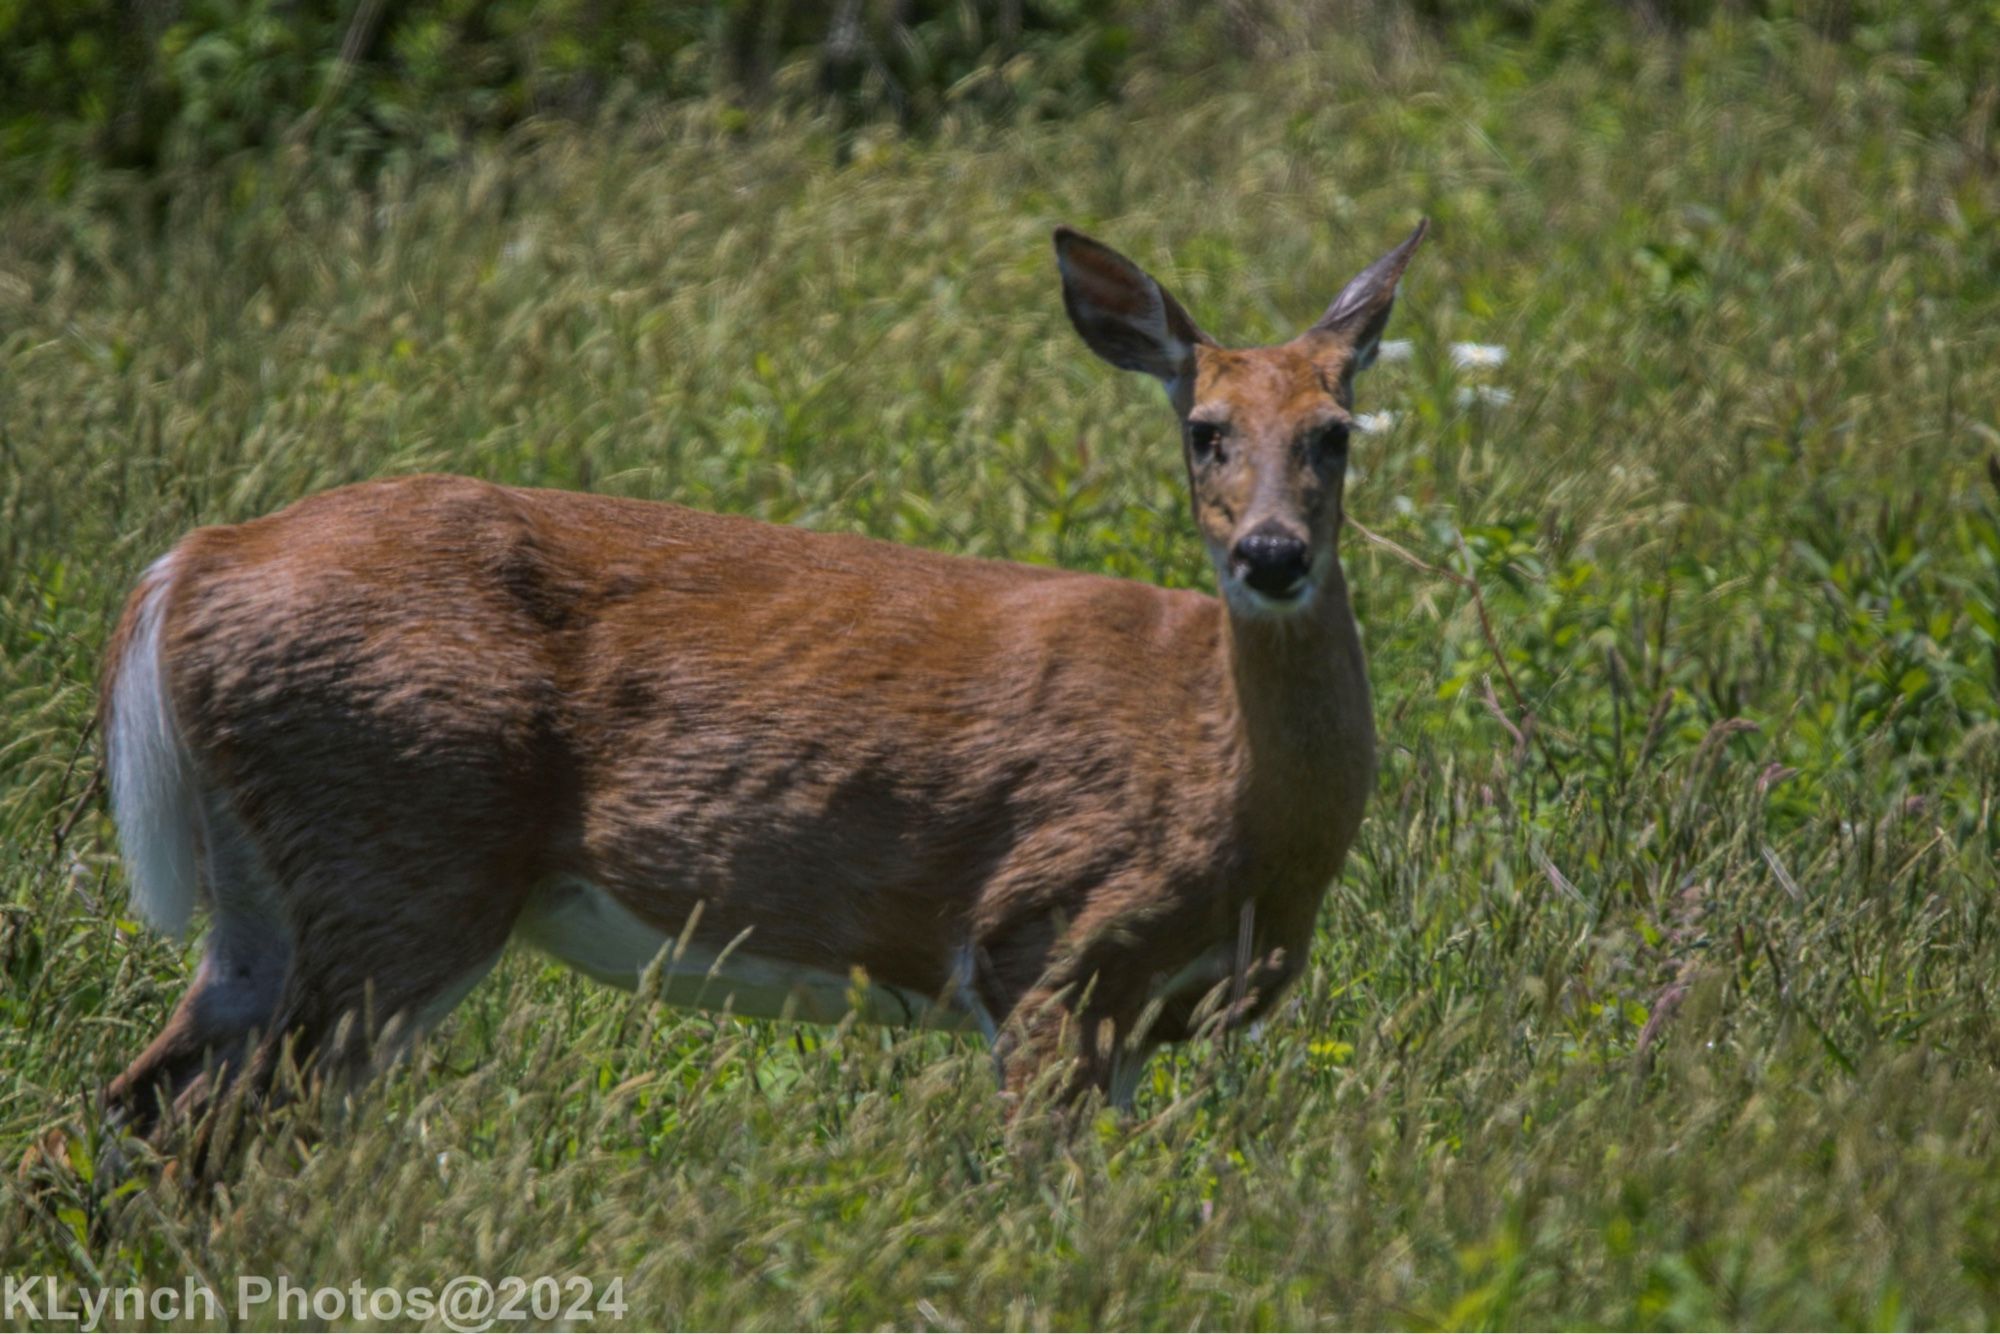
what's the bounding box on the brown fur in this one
[101,222,1425,1127]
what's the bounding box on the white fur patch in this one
[107,552,201,937]
[515,877,978,1032]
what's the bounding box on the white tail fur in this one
[106,551,201,937]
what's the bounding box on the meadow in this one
[3,9,1999,1328]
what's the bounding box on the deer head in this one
[1054,221,1427,617]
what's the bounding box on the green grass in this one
[4,15,2000,1330]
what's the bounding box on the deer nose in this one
[1230,525,1312,598]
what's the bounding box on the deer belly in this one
[514,876,977,1032]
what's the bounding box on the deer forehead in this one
[1189,342,1350,428]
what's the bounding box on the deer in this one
[99,219,1427,1134]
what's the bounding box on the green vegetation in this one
[4,5,1999,1327]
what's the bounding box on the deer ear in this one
[1310,219,1429,373]
[1054,226,1208,389]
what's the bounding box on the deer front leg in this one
[993,982,1141,1107]
[987,918,1164,1110]
[994,894,1317,1112]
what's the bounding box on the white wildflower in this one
[1449,342,1509,370]
[1454,385,1515,407]
[1354,410,1399,434]
[1374,339,1415,363]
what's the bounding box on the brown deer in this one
[100,220,1427,1130]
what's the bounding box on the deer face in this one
[1055,222,1426,617]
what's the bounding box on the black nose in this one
[1231,526,1312,598]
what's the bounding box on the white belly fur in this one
[514,876,978,1032]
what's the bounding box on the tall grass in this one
[3,15,1998,1329]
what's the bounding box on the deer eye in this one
[1309,423,1351,467]
[1187,420,1226,464]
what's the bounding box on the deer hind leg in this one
[107,794,289,1135]
[238,854,524,1112]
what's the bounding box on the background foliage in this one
[3,0,1999,1328]
[5,0,1998,189]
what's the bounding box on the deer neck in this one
[1217,548,1378,867]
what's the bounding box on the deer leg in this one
[989,897,1259,1111]
[989,930,1152,1108]
[107,795,288,1135]
[235,859,524,1114]
[996,979,1160,1107]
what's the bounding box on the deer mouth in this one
[1218,548,1332,618]
[1221,570,1316,617]
[1235,567,1309,601]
